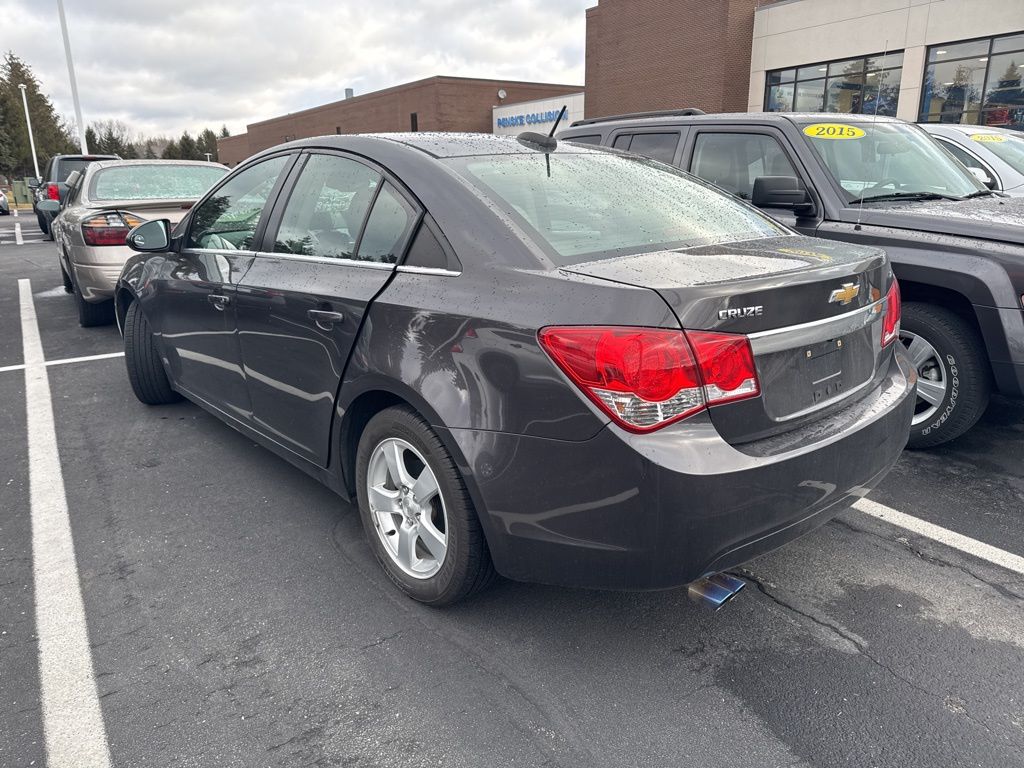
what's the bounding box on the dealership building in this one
[219,0,1022,165]
[584,0,1023,128]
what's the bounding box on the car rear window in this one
[448,151,786,264]
[55,159,94,181]
[90,164,227,202]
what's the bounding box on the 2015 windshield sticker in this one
[803,123,866,140]
[970,134,1007,143]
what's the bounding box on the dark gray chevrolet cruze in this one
[116,133,916,605]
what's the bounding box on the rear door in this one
[236,151,420,466]
[157,154,293,419]
[682,126,818,234]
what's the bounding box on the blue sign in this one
[496,109,565,129]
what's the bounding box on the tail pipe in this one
[688,572,746,610]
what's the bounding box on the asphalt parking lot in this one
[1,218,1023,768]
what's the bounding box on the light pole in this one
[57,0,88,153]
[203,152,212,162]
[18,84,42,181]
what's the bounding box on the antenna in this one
[548,105,568,138]
[856,41,887,231]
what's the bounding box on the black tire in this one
[37,211,48,235]
[901,302,991,449]
[123,300,181,405]
[355,406,495,605]
[71,275,114,327]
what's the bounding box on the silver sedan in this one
[40,159,227,326]
[921,123,1024,197]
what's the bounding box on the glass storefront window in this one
[920,32,1024,131]
[765,51,902,116]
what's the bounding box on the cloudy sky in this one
[0,0,589,138]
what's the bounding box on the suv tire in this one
[355,406,495,605]
[123,300,181,405]
[900,303,990,449]
[36,212,48,235]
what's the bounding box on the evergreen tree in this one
[196,128,218,161]
[84,125,99,154]
[178,131,198,160]
[219,124,230,138]
[0,52,76,178]
[162,138,181,159]
[142,140,157,159]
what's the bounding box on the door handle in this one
[307,309,344,329]
[208,293,231,310]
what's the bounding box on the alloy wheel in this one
[366,438,448,579]
[900,330,947,426]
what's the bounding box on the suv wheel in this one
[900,303,990,449]
[37,212,48,235]
[71,275,114,327]
[355,406,495,605]
[123,300,181,405]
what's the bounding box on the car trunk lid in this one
[561,235,896,443]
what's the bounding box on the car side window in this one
[355,183,417,264]
[690,132,799,200]
[272,154,381,260]
[611,133,680,164]
[563,134,602,145]
[187,155,288,250]
[936,139,986,173]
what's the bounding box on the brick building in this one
[583,0,1022,131]
[218,76,581,166]
[584,0,764,119]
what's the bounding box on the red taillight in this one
[46,183,60,200]
[81,211,145,247]
[538,326,760,432]
[881,280,900,347]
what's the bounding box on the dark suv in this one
[559,111,1024,447]
[32,153,119,237]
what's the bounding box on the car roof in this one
[560,111,905,132]
[920,123,1017,135]
[282,132,605,159]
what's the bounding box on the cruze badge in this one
[828,283,860,305]
[718,306,763,320]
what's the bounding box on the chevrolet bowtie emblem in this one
[828,283,860,305]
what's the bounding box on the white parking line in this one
[19,279,112,768]
[15,221,23,245]
[853,497,1024,576]
[0,351,125,374]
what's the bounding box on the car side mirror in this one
[751,176,816,216]
[967,167,996,190]
[126,219,171,252]
[37,199,60,214]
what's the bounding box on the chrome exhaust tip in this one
[687,572,746,610]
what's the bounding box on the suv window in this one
[690,133,798,200]
[612,132,679,164]
[54,158,95,181]
[355,183,417,264]
[188,155,288,250]
[563,134,602,146]
[272,154,381,259]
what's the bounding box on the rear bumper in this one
[445,349,916,590]
[72,245,133,301]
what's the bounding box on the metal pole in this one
[57,0,88,153]
[18,84,41,181]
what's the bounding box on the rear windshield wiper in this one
[855,191,961,203]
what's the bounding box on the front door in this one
[236,152,419,466]
[685,128,819,235]
[158,154,292,420]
